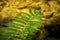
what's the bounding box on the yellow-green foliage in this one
[0,0,60,40]
[0,0,60,25]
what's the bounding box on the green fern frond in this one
[0,9,42,40]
